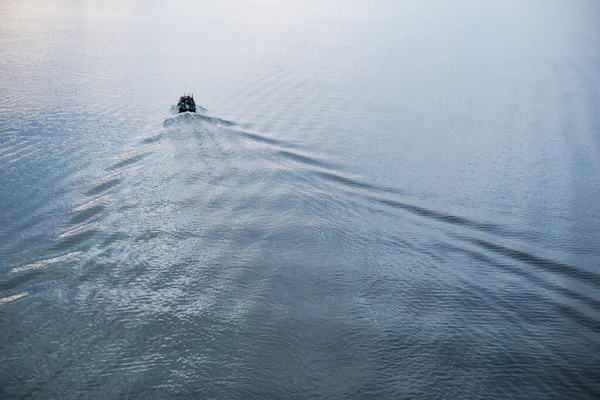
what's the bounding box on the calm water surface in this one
[1,0,599,398]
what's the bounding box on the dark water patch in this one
[107,154,148,171]
[140,132,164,144]
[69,205,104,225]
[0,207,68,254]
[73,194,111,212]
[50,231,97,252]
[104,143,163,171]
[556,365,600,399]
[469,238,600,287]
[0,237,54,270]
[100,232,129,248]
[0,270,44,291]
[549,296,600,336]
[86,178,122,196]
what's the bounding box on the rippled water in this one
[1,0,599,398]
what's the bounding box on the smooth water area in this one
[1,0,599,398]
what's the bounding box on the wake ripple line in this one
[240,131,283,146]
[2,148,43,166]
[0,144,35,161]
[469,238,600,287]
[314,170,525,240]
[441,241,600,312]
[0,144,20,156]
[0,292,28,305]
[461,277,600,336]
[316,171,382,192]
[277,150,338,170]
[73,194,112,212]
[11,252,82,273]
[91,166,139,186]
[58,222,99,239]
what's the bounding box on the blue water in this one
[1,0,599,398]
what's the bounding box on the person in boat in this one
[177,96,186,113]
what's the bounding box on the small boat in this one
[177,94,196,113]
[164,95,224,127]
